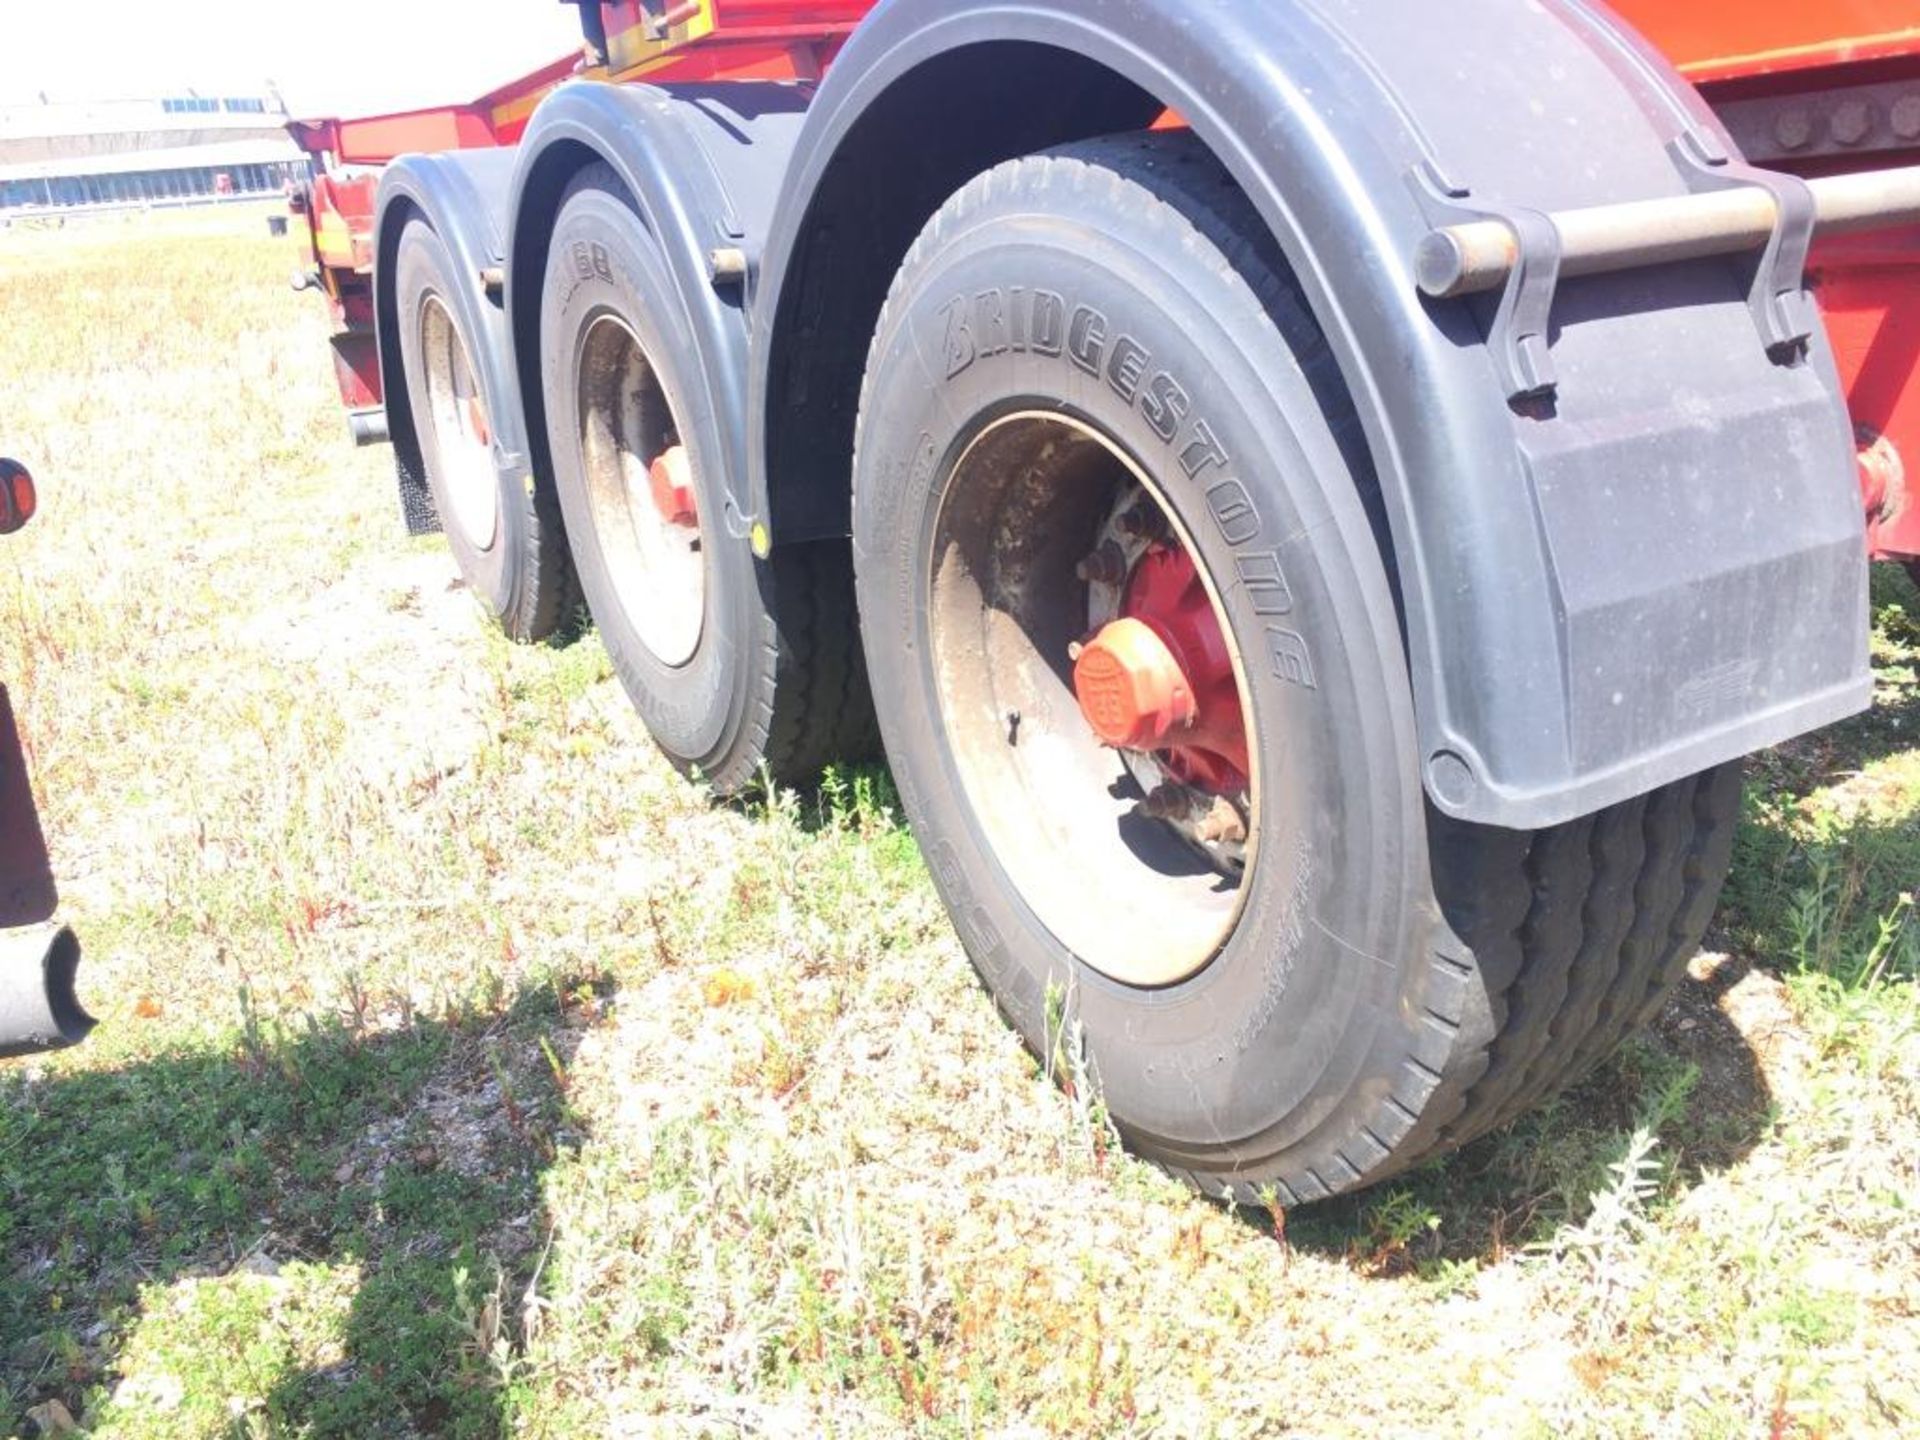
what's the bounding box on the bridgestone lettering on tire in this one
[851,134,1743,1205]
[540,164,875,793]
[394,217,574,642]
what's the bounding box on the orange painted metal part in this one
[1610,0,1920,561]
[290,0,1920,568]
[1074,618,1197,753]
[289,3,880,416]
[290,3,876,167]
[303,171,376,278]
[1812,229,1920,562]
[465,396,493,451]
[648,445,699,526]
[1074,544,1249,796]
[1611,1,1920,83]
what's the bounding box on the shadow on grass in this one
[1722,567,1919,985]
[1,972,607,1437]
[1280,955,1775,1276]
[721,760,905,839]
[740,768,1788,1279]
[1284,569,1920,1273]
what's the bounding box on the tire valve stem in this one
[1007,709,1022,745]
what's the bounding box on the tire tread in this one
[856,132,1744,1207]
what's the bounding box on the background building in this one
[0,93,306,213]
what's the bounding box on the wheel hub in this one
[1075,543,1249,796]
[1073,617,1194,749]
[463,395,491,449]
[648,444,698,527]
[576,314,706,668]
[926,411,1256,987]
[419,294,500,553]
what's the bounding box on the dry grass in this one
[1,206,1916,1439]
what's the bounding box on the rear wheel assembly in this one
[540,164,874,793]
[852,134,1742,1204]
[395,217,574,642]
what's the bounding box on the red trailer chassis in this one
[286,2,870,444]
[288,0,1920,569]
[1639,0,1920,567]
[275,1,1907,1205]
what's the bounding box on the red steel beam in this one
[290,3,876,166]
[1811,231,1920,563]
[288,0,1920,565]
[1615,1,1920,84]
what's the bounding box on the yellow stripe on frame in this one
[607,2,719,76]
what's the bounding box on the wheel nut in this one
[1774,109,1813,151]
[1116,502,1167,540]
[1832,100,1874,147]
[1075,541,1128,585]
[1895,94,1920,141]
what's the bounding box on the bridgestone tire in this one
[851,134,1744,1205]
[540,165,874,793]
[394,218,574,642]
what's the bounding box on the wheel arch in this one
[373,150,529,530]
[752,0,1870,830]
[504,82,811,534]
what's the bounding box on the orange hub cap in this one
[463,395,492,449]
[1073,616,1198,751]
[648,444,698,526]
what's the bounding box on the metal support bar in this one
[1417,165,1920,300]
[347,407,389,447]
[1406,161,1565,401]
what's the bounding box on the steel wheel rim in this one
[576,312,706,669]
[418,295,500,553]
[926,410,1260,988]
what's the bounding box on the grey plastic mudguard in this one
[375,150,528,532]
[750,0,1872,831]
[504,81,810,538]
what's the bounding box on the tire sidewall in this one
[854,187,1432,1170]
[539,183,758,777]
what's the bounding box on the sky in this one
[0,2,584,116]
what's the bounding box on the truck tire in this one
[539,164,873,793]
[394,217,574,642]
[851,133,1743,1204]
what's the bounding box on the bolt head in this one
[1074,540,1128,586]
[1832,100,1874,147]
[1774,110,1814,150]
[1893,94,1920,141]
